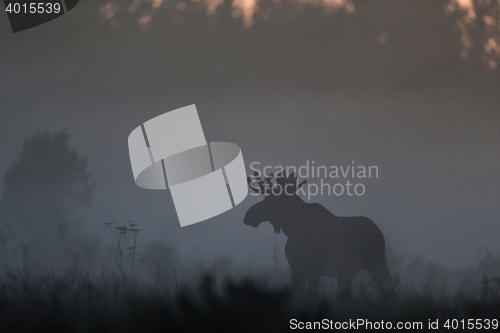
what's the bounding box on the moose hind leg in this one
[337,275,354,301]
[367,255,395,299]
[306,274,320,300]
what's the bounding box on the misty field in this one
[1,248,500,332]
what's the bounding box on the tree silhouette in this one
[0,130,94,266]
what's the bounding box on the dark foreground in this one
[1,272,499,332]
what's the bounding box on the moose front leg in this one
[285,241,308,299]
[290,268,306,297]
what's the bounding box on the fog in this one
[1,0,499,278]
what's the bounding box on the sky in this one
[0,0,499,268]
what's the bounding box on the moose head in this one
[243,171,307,234]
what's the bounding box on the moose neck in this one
[274,195,310,238]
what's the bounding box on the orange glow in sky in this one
[97,0,499,69]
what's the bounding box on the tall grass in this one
[0,259,499,332]
[1,224,500,332]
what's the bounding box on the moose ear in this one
[276,171,286,186]
[247,177,262,194]
[297,180,307,190]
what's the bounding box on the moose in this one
[244,172,395,300]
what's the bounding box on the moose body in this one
[244,172,394,299]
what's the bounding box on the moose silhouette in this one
[244,172,394,300]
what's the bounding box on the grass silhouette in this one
[0,267,499,332]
